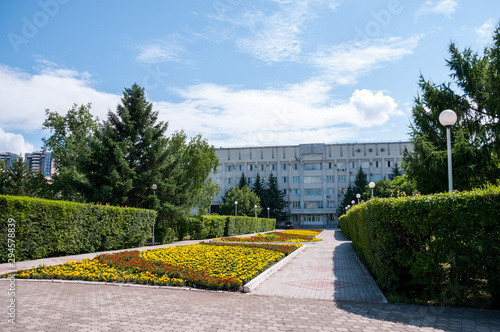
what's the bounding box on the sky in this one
[0,0,498,154]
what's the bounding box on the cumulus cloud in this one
[310,35,422,85]
[475,18,496,44]
[154,81,402,147]
[0,61,120,132]
[415,0,458,20]
[0,127,34,155]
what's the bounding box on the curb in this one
[242,244,307,293]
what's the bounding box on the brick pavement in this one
[251,229,387,303]
[1,229,499,331]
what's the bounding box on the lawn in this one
[4,242,302,291]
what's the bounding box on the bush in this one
[339,186,500,307]
[0,195,156,263]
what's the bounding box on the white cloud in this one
[310,35,422,85]
[415,0,458,20]
[134,34,192,64]
[154,81,402,147]
[0,127,34,155]
[0,62,120,132]
[223,0,339,63]
[0,62,403,149]
[474,18,496,44]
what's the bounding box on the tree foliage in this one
[263,173,287,221]
[252,173,266,217]
[0,157,49,198]
[219,185,261,216]
[404,23,500,193]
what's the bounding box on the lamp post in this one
[234,201,238,216]
[254,205,257,218]
[356,193,361,203]
[369,182,375,199]
[151,184,157,246]
[267,207,270,219]
[439,109,457,193]
[351,200,355,206]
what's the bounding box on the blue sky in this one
[0,0,498,154]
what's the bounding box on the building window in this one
[238,165,243,172]
[328,162,332,169]
[293,163,299,170]
[292,201,300,208]
[304,201,323,209]
[304,176,321,184]
[304,189,322,196]
[327,175,334,183]
[326,188,335,195]
[225,178,232,185]
[283,201,289,208]
[216,166,222,173]
[304,163,321,171]
[281,163,287,171]
[292,176,300,183]
[283,189,287,195]
[351,161,358,168]
[327,201,335,208]
[337,162,346,169]
[247,177,254,185]
[271,164,277,171]
[225,165,232,172]
[361,161,370,169]
[387,160,392,167]
[350,175,356,182]
[292,189,299,195]
[374,174,384,181]
[281,176,289,183]
[338,175,346,183]
[304,215,321,222]
[374,161,380,168]
[248,165,254,171]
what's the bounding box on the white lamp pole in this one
[254,205,257,218]
[439,109,457,193]
[234,201,238,216]
[267,207,270,219]
[151,184,157,246]
[356,193,361,204]
[369,182,375,199]
[351,200,355,206]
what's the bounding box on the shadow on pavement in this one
[332,229,500,331]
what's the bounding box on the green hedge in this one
[0,195,156,263]
[339,186,500,306]
[175,215,276,241]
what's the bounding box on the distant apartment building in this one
[24,151,55,178]
[0,152,19,169]
[208,142,411,227]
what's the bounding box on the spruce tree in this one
[264,173,286,221]
[337,185,355,217]
[252,173,267,216]
[238,172,247,188]
[353,168,368,201]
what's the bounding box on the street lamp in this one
[234,201,238,216]
[356,193,361,203]
[369,182,376,199]
[151,184,157,246]
[267,207,270,219]
[254,205,257,218]
[439,109,457,193]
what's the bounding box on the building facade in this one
[0,153,19,169]
[208,142,411,227]
[24,151,55,178]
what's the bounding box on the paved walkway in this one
[251,230,387,302]
[1,229,499,331]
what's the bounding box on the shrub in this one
[0,195,156,263]
[339,186,500,306]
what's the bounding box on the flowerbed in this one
[213,229,323,243]
[3,243,301,291]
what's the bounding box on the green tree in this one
[42,103,98,201]
[353,168,368,201]
[404,23,500,193]
[219,185,261,216]
[362,175,418,198]
[337,185,355,217]
[238,172,247,188]
[252,172,267,216]
[2,157,50,197]
[0,160,8,194]
[389,162,403,180]
[264,173,286,221]
[194,179,220,215]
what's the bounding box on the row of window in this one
[224,174,386,186]
[291,201,336,209]
[221,160,396,173]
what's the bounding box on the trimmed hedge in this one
[339,186,500,306]
[0,195,156,263]
[175,215,276,241]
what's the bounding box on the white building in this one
[208,142,411,227]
